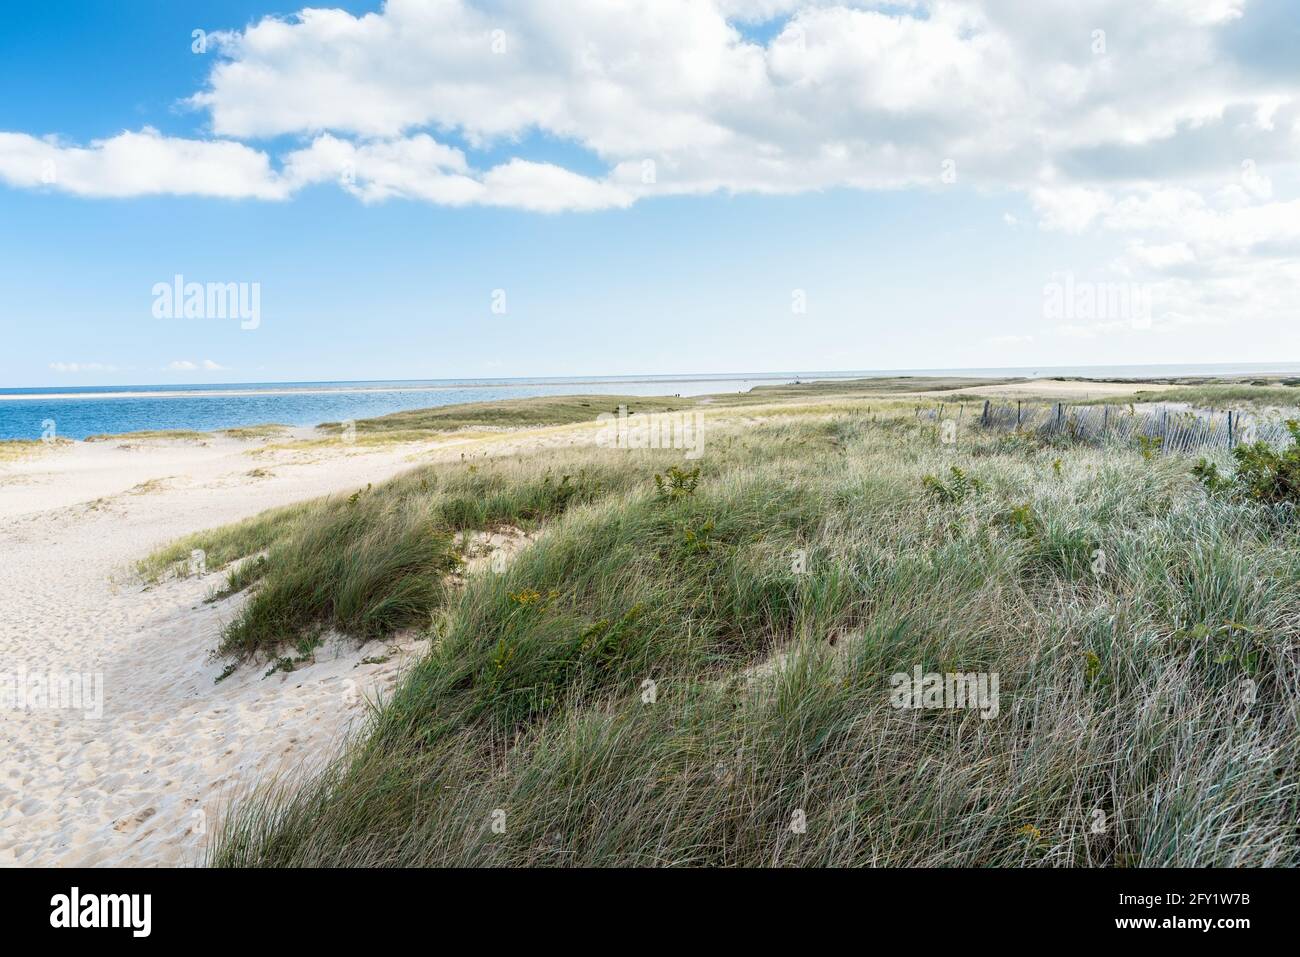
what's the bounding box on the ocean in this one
[3,363,1299,442]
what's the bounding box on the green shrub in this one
[654,465,701,501]
[922,465,982,504]
[1194,421,1300,505]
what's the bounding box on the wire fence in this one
[915,401,1297,454]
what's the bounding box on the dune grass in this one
[319,394,700,437]
[194,409,1299,867]
[1125,384,1300,408]
[137,500,319,584]
[0,438,71,462]
[85,429,209,442]
[311,379,1018,442]
[220,424,290,440]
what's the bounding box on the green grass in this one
[313,380,1019,441]
[191,409,1300,867]
[0,438,71,462]
[137,499,319,584]
[320,394,699,437]
[220,424,290,440]
[85,429,209,442]
[1124,384,1300,407]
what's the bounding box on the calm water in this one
[0,375,804,441]
[3,363,1299,441]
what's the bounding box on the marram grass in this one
[157,410,1298,867]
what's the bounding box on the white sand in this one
[0,426,590,867]
[925,378,1184,400]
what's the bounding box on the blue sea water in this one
[0,374,803,441]
[3,363,1299,442]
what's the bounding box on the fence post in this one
[1017,401,1022,428]
[982,399,990,425]
[1228,410,1235,449]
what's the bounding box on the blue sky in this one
[2,1,1297,387]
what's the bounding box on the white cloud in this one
[282,133,631,209]
[48,362,117,373]
[0,128,286,199]
[167,359,227,371]
[479,159,633,212]
[0,0,1296,319]
[1030,187,1113,234]
[3,0,1297,212]
[177,0,1295,198]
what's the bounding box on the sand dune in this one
[0,427,592,866]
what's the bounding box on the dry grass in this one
[166,405,1300,868]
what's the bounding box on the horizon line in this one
[7,360,1300,396]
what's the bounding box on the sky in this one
[2,0,1299,387]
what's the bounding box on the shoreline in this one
[1,373,821,402]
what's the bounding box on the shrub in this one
[922,465,982,504]
[1194,420,1300,505]
[654,465,701,501]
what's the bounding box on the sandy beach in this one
[0,424,595,866]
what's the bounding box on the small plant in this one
[922,466,983,504]
[654,466,700,501]
[1169,620,1259,675]
[1083,650,1109,689]
[214,663,238,684]
[508,588,557,608]
[1191,458,1232,494]
[997,501,1040,540]
[1136,434,1163,461]
[264,656,296,678]
[680,519,715,555]
[490,638,516,673]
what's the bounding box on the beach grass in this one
[186,401,1300,867]
[220,424,291,440]
[0,438,71,462]
[85,429,209,443]
[138,500,320,584]
[1124,384,1300,408]
[318,394,701,437]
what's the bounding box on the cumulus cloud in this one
[0,128,287,199]
[49,362,118,373]
[9,0,1300,344]
[3,1,1297,211]
[281,133,631,209]
[167,359,227,371]
[0,0,1296,250]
